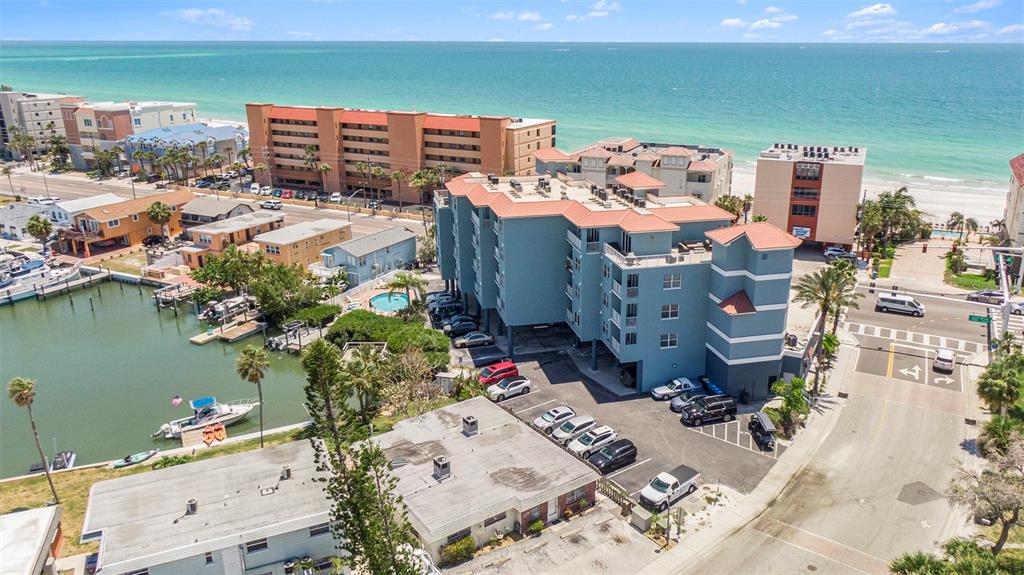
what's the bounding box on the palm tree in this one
[370,165,386,206]
[110,145,125,174]
[793,266,844,395]
[231,161,246,195]
[410,167,437,205]
[254,163,269,188]
[741,194,754,224]
[8,377,60,503]
[889,551,947,575]
[210,153,226,175]
[239,146,252,169]
[9,128,37,169]
[346,345,385,424]
[385,271,427,302]
[962,217,979,243]
[146,201,173,239]
[2,166,14,198]
[713,194,743,222]
[47,135,70,172]
[751,214,768,222]
[236,346,270,448]
[390,170,408,213]
[354,161,369,207]
[26,214,53,254]
[977,357,1023,417]
[827,260,862,334]
[316,163,333,195]
[946,211,973,244]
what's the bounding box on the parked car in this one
[429,301,463,318]
[271,188,283,197]
[486,375,530,402]
[825,250,857,262]
[589,438,637,473]
[226,170,239,179]
[445,320,479,337]
[669,392,707,413]
[453,331,494,348]
[479,360,519,385]
[934,348,955,372]
[214,182,230,191]
[876,293,925,317]
[260,185,273,196]
[194,180,212,189]
[552,415,597,444]
[532,406,576,434]
[638,470,699,511]
[441,313,476,327]
[259,199,283,210]
[823,246,848,257]
[281,189,294,199]
[250,183,261,194]
[967,290,1005,304]
[650,377,701,401]
[141,235,164,247]
[567,425,618,459]
[748,411,777,451]
[1011,302,1024,315]
[680,396,737,427]
[426,291,455,305]
[294,190,307,200]
[329,192,342,203]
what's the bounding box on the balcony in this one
[434,191,450,209]
[495,273,504,290]
[471,211,480,228]
[603,243,712,269]
[611,279,622,297]
[494,246,503,263]
[566,308,575,325]
[608,335,620,354]
[610,308,621,327]
[60,227,101,240]
[565,255,574,272]
[586,241,601,253]
[565,229,582,252]
[625,316,638,328]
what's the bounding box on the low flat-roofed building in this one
[254,218,352,268]
[180,197,253,228]
[0,202,47,240]
[82,441,337,575]
[314,226,417,285]
[182,211,285,268]
[58,189,194,257]
[374,396,599,560]
[0,506,63,575]
[48,193,123,227]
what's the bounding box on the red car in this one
[281,189,295,199]
[479,359,519,385]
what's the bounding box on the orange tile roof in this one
[1011,153,1024,187]
[341,110,387,125]
[579,148,613,159]
[533,147,572,162]
[422,115,481,131]
[81,189,194,221]
[705,222,801,251]
[648,204,735,223]
[607,155,635,168]
[719,290,756,315]
[659,146,695,156]
[615,171,665,189]
[270,107,317,121]
[634,152,660,163]
[688,159,718,172]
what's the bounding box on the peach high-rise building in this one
[245,103,556,205]
[752,143,866,249]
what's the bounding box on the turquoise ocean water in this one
[0,41,1021,186]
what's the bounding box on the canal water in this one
[0,281,312,478]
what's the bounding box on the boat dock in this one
[190,318,266,345]
[1,265,108,306]
[153,283,196,308]
[180,425,229,449]
[284,328,323,352]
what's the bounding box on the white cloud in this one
[721,18,747,28]
[764,5,784,13]
[954,0,1000,13]
[566,14,579,21]
[998,24,1024,34]
[166,8,253,31]
[847,17,894,29]
[772,14,798,22]
[284,30,313,38]
[750,18,782,29]
[821,29,839,36]
[535,22,554,30]
[847,3,896,18]
[921,19,990,34]
[742,32,760,39]
[736,0,747,4]
[492,10,542,21]
[489,37,506,42]
[567,0,620,22]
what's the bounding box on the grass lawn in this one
[877,258,893,278]
[98,250,148,275]
[946,272,998,291]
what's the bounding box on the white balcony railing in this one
[610,308,621,327]
[609,336,620,353]
[566,308,575,325]
[586,241,601,253]
[565,229,582,252]
[611,280,622,297]
[625,316,638,328]
[603,243,712,269]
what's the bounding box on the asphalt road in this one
[846,286,991,342]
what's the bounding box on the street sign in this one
[969,315,992,323]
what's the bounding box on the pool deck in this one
[345,280,420,316]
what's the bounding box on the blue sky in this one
[2,0,1022,42]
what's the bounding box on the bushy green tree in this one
[770,377,808,436]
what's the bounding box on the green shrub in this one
[152,454,193,469]
[439,535,475,566]
[288,304,341,328]
[327,309,450,367]
[527,519,544,535]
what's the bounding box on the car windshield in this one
[542,411,559,422]
[497,378,515,389]
[579,432,598,446]
[596,446,616,459]
[691,399,707,411]
[650,477,671,493]
[558,421,576,433]
[481,367,494,377]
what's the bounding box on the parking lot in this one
[486,354,783,507]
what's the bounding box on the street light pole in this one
[346,188,364,222]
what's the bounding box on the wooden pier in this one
[190,312,266,345]
[0,266,108,306]
[284,328,324,353]
[153,283,196,308]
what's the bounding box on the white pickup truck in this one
[638,468,700,511]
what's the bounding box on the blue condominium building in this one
[434,173,800,399]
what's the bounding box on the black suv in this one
[588,439,637,474]
[680,395,737,426]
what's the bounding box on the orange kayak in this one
[212,423,226,442]
[202,425,215,446]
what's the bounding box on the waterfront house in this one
[48,193,123,228]
[254,219,352,268]
[181,211,285,268]
[434,172,800,398]
[82,442,338,575]
[180,197,253,229]
[374,396,598,561]
[59,189,194,257]
[0,506,64,575]
[0,203,47,240]
[312,225,417,285]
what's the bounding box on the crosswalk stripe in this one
[845,322,983,355]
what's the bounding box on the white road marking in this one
[514,398,556,414]
[606,457,653,478]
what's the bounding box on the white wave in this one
[923,175,963,183]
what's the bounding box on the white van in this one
[876,293,925,317]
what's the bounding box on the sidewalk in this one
[637,328,856,575]
[885,239,971,295]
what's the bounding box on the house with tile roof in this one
[1002,153,1024,248]
[58,189,194,257]
[121,122,248,173]
[434,173,799,398]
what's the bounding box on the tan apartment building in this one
[752,143,866,249]
[61,100,198,169]
[0,90,84,160]
[181,211,284,268]
[246,103,556,204]
[254,218,352,267]
[59,189,194,257]
[1002,153,1024,248]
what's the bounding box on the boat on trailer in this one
[153,396,259,439]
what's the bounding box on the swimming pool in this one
[369,292,410,312]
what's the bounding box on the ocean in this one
[1,41,1021,217]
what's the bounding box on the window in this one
[133,118,142,127]
[146,227,153,234]
[792,188,819,200]
[566,486,586,505]
[795,162,821,181]
[791,204,817,217]
[528,506,543,522]
[661,304,679,319]
[83,118,93,127]
[447,527,472,544]
[625,332,637,345]
[660,333,678,349]
[602,265,609,278]
[107,219,120,229]
[125,570,149,575]
[204,552,214,565]
[663,273,681,289]
[132,214,140,222]
[310,522,330,537]
[602,293,608,307]
[265,245,280,255]
[245,538,269,553]
[484,511,507,527]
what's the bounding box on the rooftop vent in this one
[433,456,450,481]
[463,415,478,437]
[280,465,292,481]
[185,498,198,515]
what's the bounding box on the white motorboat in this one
[198,295,254,322]
[0,256,80,295]
[153,396,260,439]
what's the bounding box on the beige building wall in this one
[258,226,352,268]
[752,159,793,229]
[817,163,862,246]
[505,121,556,176]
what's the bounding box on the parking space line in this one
[514,399,556,414]
[606,457,652,479]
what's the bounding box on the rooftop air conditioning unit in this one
[462,415,478,437]
[433,456,450,480]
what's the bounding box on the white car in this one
[329,192,342,203]
[1011,302,1024,315]
[638,471,699,511]
[551,415,597,444]
[259,199,283,210]
[650,377,701,400]
[934,348,955,372]
[566,425,618,459]
[486,375,530,402]
[249,183,261,194]
[260,185,273,196]
[532,406,576,435]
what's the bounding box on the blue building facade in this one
[435,174,799,398]
[317,226,417,286]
